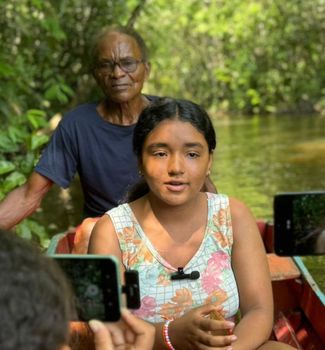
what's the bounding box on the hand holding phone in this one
[52,255,140,321]
[89,309,155,350]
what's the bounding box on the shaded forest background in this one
[0,0,324,242]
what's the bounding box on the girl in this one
[89,98,295,350]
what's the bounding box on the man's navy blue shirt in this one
[35,98,157,217]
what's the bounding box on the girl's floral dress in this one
[105,193,239,323]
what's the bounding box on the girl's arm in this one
[88,214,126,285]
[230,197,273,350]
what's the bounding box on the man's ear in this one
[144,62,151,81]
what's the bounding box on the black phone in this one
[51,254,140,322]
[274,191,325,256]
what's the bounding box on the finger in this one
[102,322,127,346]
[199,318,235,333]
[194,303,223,317]
[121,309,155,349]
[195,331,237,348]
[121,308,150,334]
[89,319,114,350]
[124,327,136,343]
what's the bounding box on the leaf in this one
[60,83,74,97]
[27,109,47,129]
[2,171,26,193]
[16,219,49,248]
[0,160,15,175]
[0,134,19,152]
[41,18,67,41]
[8,125,28,143]
[20,153,36,173]
[45,83,74,103]
[30,0,43,9]
[15,221,33,241]
[0,62,15,78]
[30,134,49,151]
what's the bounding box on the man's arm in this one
[0,172,53,229]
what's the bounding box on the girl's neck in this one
[132,193,208,267]
[147,192,206,223]
[143,192,208,242]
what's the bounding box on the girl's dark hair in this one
[89,25,149,73]
[128,97,216,202]
[133,97,216,158]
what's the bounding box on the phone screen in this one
[274,192,325,256]
[53,255,121,321]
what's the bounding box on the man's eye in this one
[98,62,113,69]
[120,59,135,66]
[153,151,167,157]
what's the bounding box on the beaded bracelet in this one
[162,320,176,350]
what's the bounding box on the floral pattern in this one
[107,193,239,323]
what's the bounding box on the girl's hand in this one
[169,304,237,349]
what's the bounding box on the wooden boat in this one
[47,220,325,350]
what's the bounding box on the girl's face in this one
[140,119,213,206]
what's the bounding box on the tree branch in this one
[126,0,147,28]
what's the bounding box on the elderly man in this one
[0,26,157,228]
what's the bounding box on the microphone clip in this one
[170,267,200,281]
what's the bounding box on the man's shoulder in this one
[60,102,99,126]
[63,102,98,118]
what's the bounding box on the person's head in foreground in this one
[0,229,73,350]
[0,229,154,350]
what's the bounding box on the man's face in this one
[94,32,150,103]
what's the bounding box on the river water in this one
[34,114,325,291]
[211,114,325,292]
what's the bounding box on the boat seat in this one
[267,253,301,281]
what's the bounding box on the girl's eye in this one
[188,152,200,158]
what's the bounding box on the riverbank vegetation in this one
[0,0,324,242]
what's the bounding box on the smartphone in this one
[274,191,325,256]
[52,254,122,321]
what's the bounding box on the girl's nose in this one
[168,155,184,175]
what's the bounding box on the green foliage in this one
[138,0,325,114]
[0,107,49,242]
[0,0,324,246]
[0,0,135,245]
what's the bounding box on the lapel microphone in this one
[170,267,200,280]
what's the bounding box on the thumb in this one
[121,308,147,334]
[121,309,155,350]
[89,319,114,350]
